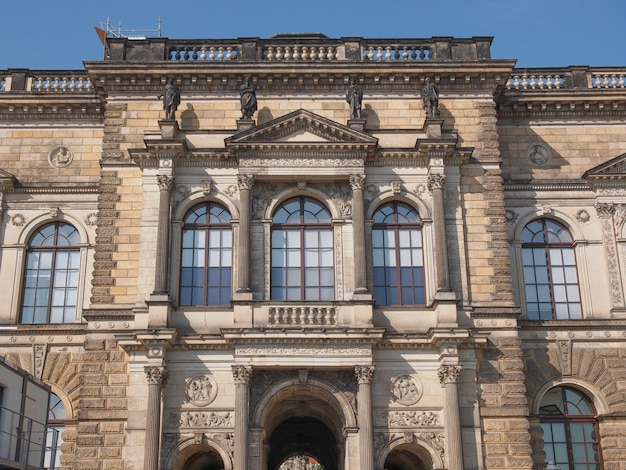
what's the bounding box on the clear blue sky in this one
[1,0,625,70]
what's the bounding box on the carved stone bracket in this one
[557,340,573,376]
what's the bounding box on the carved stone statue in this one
[158,78,181,120]
[346,77,363,119]
[420,77,439,119]
[240,78,258,119]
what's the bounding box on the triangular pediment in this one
[0,169,16,190]
[225,109,378,147]
[583,153,626,183]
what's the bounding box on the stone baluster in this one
[428,172,451,292]
[232,365,252,470]
[236,175,254,294]
[153,175,174,295]
[438,365,463,470]
[350,174,369,295]
[144,366,166,470]
[355,365,375,470]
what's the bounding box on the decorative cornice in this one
[503,181,591,192]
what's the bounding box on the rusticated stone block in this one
[76,435,104,446]
[75,447,98,458]
[485,456,504,468]
[505,455,533,468]
[77,422,100,434]
[74,460,101,470]
[105,434,126,446]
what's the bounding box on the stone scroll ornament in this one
[185,374,218,406]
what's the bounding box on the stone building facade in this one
[0,34,625,470]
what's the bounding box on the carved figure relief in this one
[185,374,218,406]
[390,375,422,405]
[48,146,73,168]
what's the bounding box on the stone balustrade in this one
[0,70,92,93]
[362,43,430,61]
[269,305,337,326]
[264,45,341,61]
[507,67,626,90]
[168,44,239,61]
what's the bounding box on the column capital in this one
[438,364,461,385]
[237,174,255,191]
[232,364,252,384]
[595,202,615,217]
[427,173,446,191]
[157,174,175,191]
[145,365,167,385]
[349,174,366,191]
[355,365,375,384]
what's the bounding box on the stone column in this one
[350,174,369,294]
[428,173,450,292]
[438,365,463,470]
[355,365,375,470]
[236,175,254,293]
[232,365,252,470]
[144,366,166,470]
[153,175,174,295]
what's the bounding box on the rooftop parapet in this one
[103,35,494,62]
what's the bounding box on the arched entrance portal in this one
[252,374,358,470]
[183,448,225,470]
[383,445,428,470]
[269,417,336,469]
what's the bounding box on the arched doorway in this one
[251,374,357,470]
[183,447,225,470]
[383,445,428,470]
[269,417,335,469]
[168,440,231,470]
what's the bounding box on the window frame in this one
[538,386,603,469]
[19,222,82,324]
[179,201,233,307]
[371,201,425,306]
[519,218,583,320]
[270,196,335,302]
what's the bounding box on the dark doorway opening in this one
[182,448,225,470]
[268,417,337,470]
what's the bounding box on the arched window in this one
[521,219,582,320]
[271,197,334,301]
[44,392,66,470]
[372,201,424,306]
[21,222,80,324]
[539,387,602,469]
[180,202,232,306]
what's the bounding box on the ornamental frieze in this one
[376,410,440,427]
[169,411,233,429]
[239,158,364,167]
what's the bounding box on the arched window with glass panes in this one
[521,218,582,320]
[180,202,232,306]
[271,197,334,301]
[20,222,80,324]
[538,386,602,469]
[372,201,425,306]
